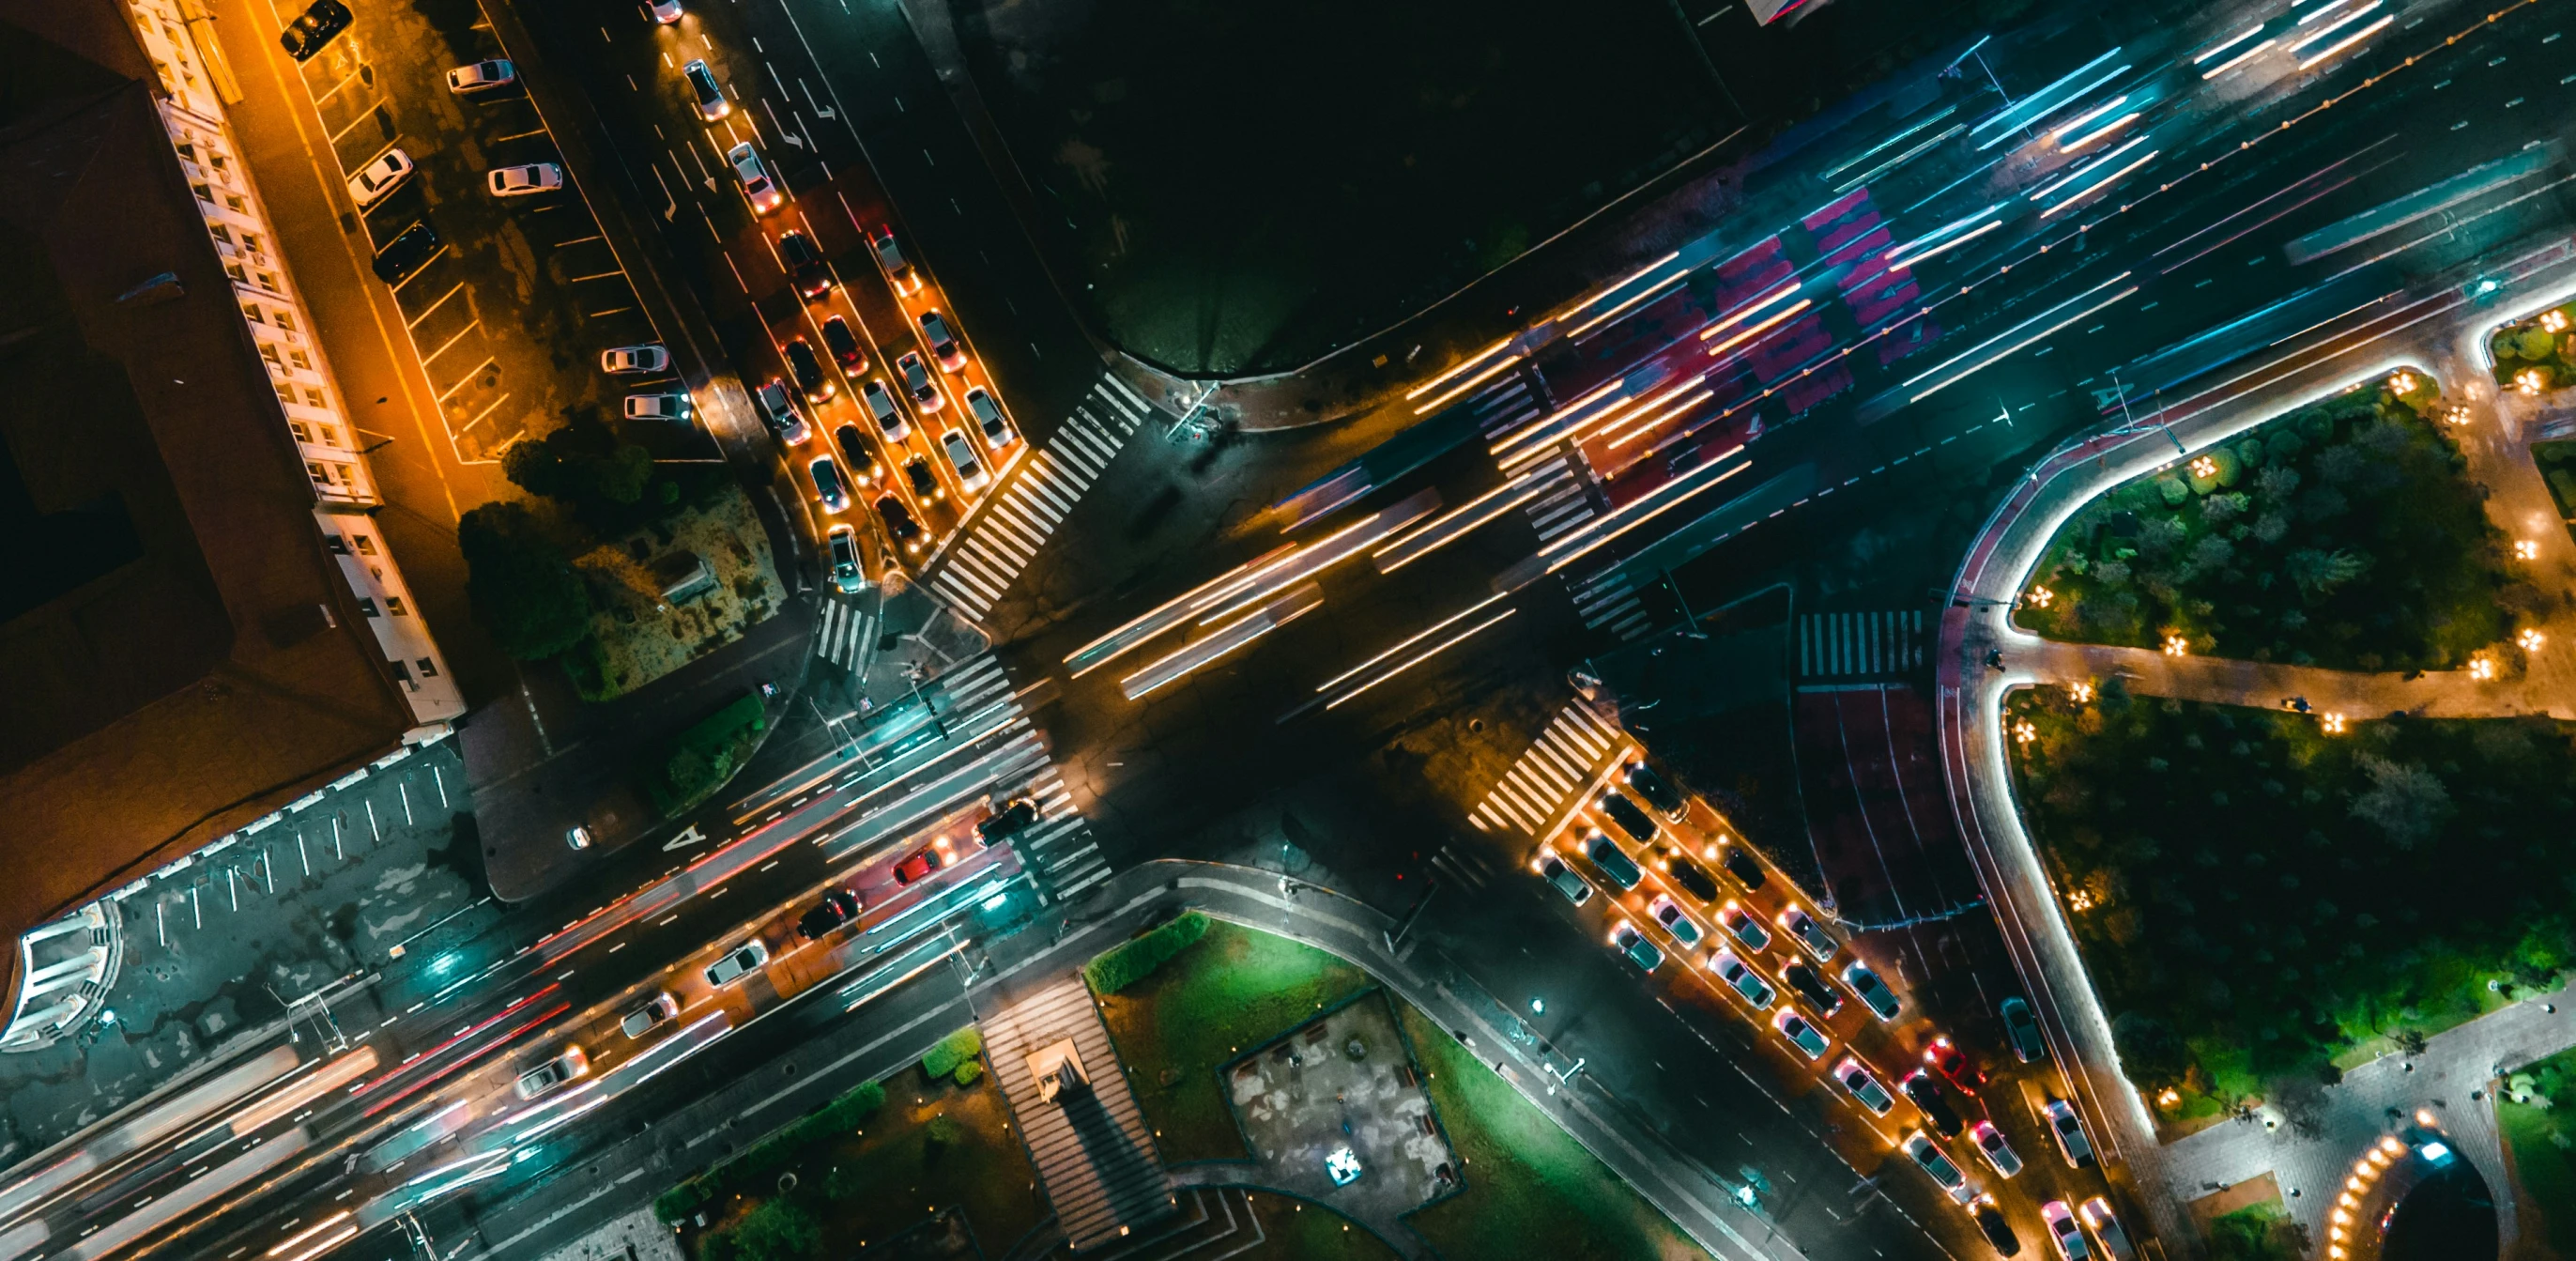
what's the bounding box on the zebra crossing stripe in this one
[924,377,1148,622]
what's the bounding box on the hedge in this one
[923,1026,984,1084]
[1083,911,1211,994]
[646,693,768,818]
[651,1079,885,1223]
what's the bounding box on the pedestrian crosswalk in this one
[1797,610,1926,680]
[935,655,1112,900]
[928,376,1153,622]
[814,593,877,670]
[1468,373,1541,438]
[1466,701,1625,837]
[1569,567,1656,642]
[1428,841,1498,890]
[1517,454,1598,544]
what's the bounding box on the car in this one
[861,378,910,441]
[601,344,670,375]
[876,496,923,554]
[347,148,414,210]
[371,222,441,284]
[1609,922,1664,973]
[1596,790,1658,843]
[919,311,967,372]
[1779,905,1837,962]
[623,392,691,422]
[1969,1121,2023,1178]
[755,378,811,444]
[1534,849,1593,906]
[977,799,1039,845]
[2041,1100,2095,1168]
[620,992,680,1039]
[1844,961,1901,1021]
[1772,1008,1829,1061]
[1902,1131,1973,1204]
[1971,1194,2023,1257]
[904,457,943,503]
[780,230,832,300]
[941,429,988,492]
[1926,1035,1986,1095]
[822,315,867,373]
[897,351,943,411]
[893,848,943,884]
[1833,1057,1895,1115]
[797,887,861,940]
[704,940,770,987]
[1900,1069,1966,1136]
[833,424,882,480]
[2078,1197,2138,1261]
[1659,852,1719,901]
[446,60,516,94]
[1647,896,1702,947]
[564,825,591,850]
[1624,761,1685,821]
[2041,1201,2090,1261]
[1709,948,1774,1007]
[1720,843,1767,890]
[649,0,683,23]
[2001,997,2047,1063]
[682,58,728,119]
[1583,831,1641,889]
[727,142,783,214]
[1716,901,1771,952]
[514,1046,590,1100]
[965,387,1014,447]
[487,163,562,197]
[826,524,865,593]
[809,455,849,511]
[279,0,351,60]
[1781,962,1843,1017]
[868,223,921,294]
[785,338,834,403]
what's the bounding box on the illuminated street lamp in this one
[2519,627,2546,653]
[2517,539,2541,560]
[2188,454,2218,479]
[2471,656,2497,680]
[2321,713,2347,734]
[2070,680,2094,703]
[2543,310,2569,333]
[2163,635,2189,657]
[2013,720,2037,746]
[2388,371,2418,394]
[2516,368,2549,396]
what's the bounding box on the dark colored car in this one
[893,848,943,884]
[875,495,923,553]
[833,424,882,480]
[1661,852,1719,902]
[1582,831,1641,889]
[780,230,832,300]
[682,58,728,119]
[977,799,1038,846]
[822,315,867,373]
[1722,843,1768,891]
[279,0,351,60]
[807,454,848,512]
[1900,1069,1967,1137]
[785,337,834,402]
[2001,997,2047,1063]
[904,456,942,502]
[796,888,860,940]
[1597,790,1658,844]
[1972,1195,2023,1257]
[1782,962,1843,1017]
[371,222,441,284]
[1625,761,1685,820]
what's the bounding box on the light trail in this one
[1890,220,2001,272]
[1544,461,1749,575]
[1899,274,2138,403]
[2298,15,2391,69]
[1311,593,1510,695]
[1969,47,2124,140]
[2289,0,2380,53]
[2029,135,2148,202]
[1887,203,2006,261]
[1548,252,1681,326]
[1121,585,1324,700]
[2047,95,2129,146]
[1372,479,1550,574]
[266,1209,355,1261]
[1403,335,1516,401]
[2201,38,2276,79]
[1604,388,1714,450]
[1408,353,1526,415]
[2039,149,2160,218]
[1704,300,1815,362]
[2060,112,2139,154]
[2190,23,2267,62]
[1696,283,1802,341]
[1323,607,1520,711]
[1976,62,2132,151]
[1564,271,1688,341]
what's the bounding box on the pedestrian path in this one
[1568,567,1654,642]
[928,376,1152,622]
[1798,610,1927,682]
[974,977,1174,1252]
[1465,702,1625,837]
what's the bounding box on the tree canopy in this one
[457,501,590,660]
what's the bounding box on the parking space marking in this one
[438,358,498,401]
[421,319,484,366]
[406,281,468,329]
[389,248,452,292]
[462,393,514,432]
[564,269,629,284]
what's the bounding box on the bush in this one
[458,501,591,660]
[717,1199,820,1261]
[688,1080,885,1210]
[646,693,769,818]
[653,1181,710,1225]
[1084,911,1212,994]
[2154,475,2188,506]
[923,1027,984,1082]
[953,1059,984,1086]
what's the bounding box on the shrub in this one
[2155,475,2189,507]
[925,1114,963,1157]
[719,1199,820,1261]
[922,1027,984,1082]
[646,693,769,818]
[953,1059,984,1086]
[653,1181,710,1224]
[1084,911,1212,994]
[2264,429,2304,463]
[2518,327,2557,361]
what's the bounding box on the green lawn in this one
[2006,690,2576,1100]
[1232,1192,1406,1261]
[1093,918,1372,1161]
[1398,1005,1710,1261]
[2500,1046,2576,1259]
[2206,1201,2305,1261]
[2016,375,2516,671]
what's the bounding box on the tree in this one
[2285,547,2369,599]
[2347,755,2453,850]
[719,1200,819,1261]
[458,502,590,659]
[503,408,657,512]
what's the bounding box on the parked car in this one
[904,457,943,503]
[797,887,861,940]
[372,222,441,284]
[2001,997,2047,1063]
[704,940,769,987]
[1779,905,1837,962]
[279,0,351,60]
[1534,848,1593,906]
[1709,948,1773,1008]
[785,338,834,403]
[1926,1035,1986,1095]
[1772,1008,1830,1061]
[2042,1100,2095,1168]
[897,351,943,411]
[620,992,679,1039]
[1624,760,1685,820]
[1833,1057,1895,1115]
[826,524,865,593]
[1583,831,1640,889]
[1900,1069,1965,1136]
[1971,1194,2023,1257]
[514,1046,590,1100]
[919,311,966,372]
[446,60,516,94]
[682,58,728,119]
[893,848,943,884]
[755,378,811,444]
[601,344,670,375]
[727,142,782,214]
[1902,1131,1973,1204]
[781,230,832,300]
[1659,851,1719,901]
[649,0,683,23]
[965,387,1014,447]
[868,223,921,294]
[347,148,414,210]
[833,424,882,480]
[1969,1120,2023,1178]
[1608,922,1663,973]
[1596,790,1658,843]
[2078,1198,2138,1261]
[876,496,922,554]
[977,799,1039,845]
[2041,1201,2090,1261]
[487,163,563,197]
[822,315,867,373]
[1716,901,1771,952]
[941,429,988,492]
[1647,896,1702,947]
[1844,961,1901,1021]
[1719,843,1767,890]
[809,454,849,511]
[861,378,909,442]
[1782,962,1842,1017]
[623,392,691,422]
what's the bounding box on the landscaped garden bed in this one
[2015,373,2519,671]
[2488,305,2576,392]
[2004,687,2576,1114]
[2499,1045,2576,1258]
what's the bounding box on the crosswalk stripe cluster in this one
[1797,610,1926,679]
[929,376,1152,622]
[928,655,1111,900]
[1570,567,1655,642]
[1518,454,1597,544]
[1466,702,1622,837]
[814,594,876,670]
[1428,841,1497,890]
[1469,373,1540,438]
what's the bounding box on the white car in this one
[1772,1008,1830,1061]
[488,163,563,197]
[620,992,679,1039]
[1902,1131,1973,1204]
[623,392,691,421]
[682,58,728,120]
[1647,895,1702,947]
[1832,1057,1895,1115]
[964,387,1014,447]
[861,379,909,442]
[1843,961,1901,1021]
[601,344,669,375]
[347,148,413,209]
[727,142,782,214]
[1709,948,1772,1008]
[2042,1100,2095,1168]
[648,0,682,22]
[2042,1201,2091,1260]
[446,60,515,93]
[704,940,769,988]
[1969,1120,2023,1178]
[940,429,988,492]
[514,1046,589,1100]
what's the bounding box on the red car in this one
[1925,1035,1986,1096]
[893,848,943,884]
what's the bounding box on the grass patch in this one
[2016,375,2520,671]
[1397,1004,1709,1260]
[2007,689,2576,1104]
[2501,1046,2576,1259]
[2206,1201,2306,1260]
[1093,918,1370,1161]
[1229,1192,1406,1261]
[565,484,786,701]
